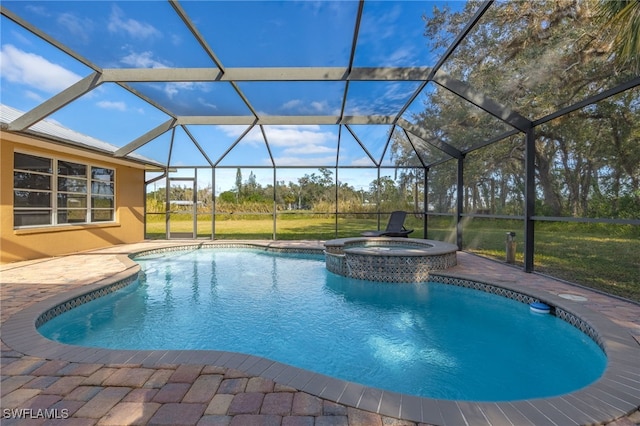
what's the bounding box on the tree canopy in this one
[387,0,640,218]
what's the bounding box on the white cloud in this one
[24,5,50,18]
[198,98,218,110]
[264,125,331,148]
[0,44,82,93]
[218,125,339,164]
[108,5,161,39]
[170,34,183,46]
[25,90,45,103]
[57,12,93,45]
[267,126,338,163]
[386,46,418,67]
[283,144,334,155]
[346,82,417,115]
[310,100,329,113]
[349,156,377,167]
[218,125,253,138]
[280,99,337,115]
[282,99,302,110]
[96,100,127,111]
[272,155,336,166]
[161,81,211,99]
[360,4,401,42]
[8,30,33,47]
[120,51,168,69]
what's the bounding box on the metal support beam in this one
[181,125,215,167]
[212,168,216,240]
[348,67,431,81]
[169,0,226,73]
[532,76,640,127]
[424,168,429,239]
[214,123,257,167]
[1,6,100,71]
[102,68,222,82]
[344,125,379,166]
[273,168,277,240]
[397,118,462,160]
[334,166,339,238]
[170,115,397,126]
[456,156,464,250]
[99,66,434,82]
[393,1,493,124]
[8,73,103,131]
[432,70,531,132]
[402,128,427,168]
[461,128,522,155]
[339,0,364,125]
[114,118,177,157]
[524,127,536,272]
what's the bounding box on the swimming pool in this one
[38,247,606,401]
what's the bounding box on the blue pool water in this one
[39,248,606,401]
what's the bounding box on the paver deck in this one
[2,240,639,426]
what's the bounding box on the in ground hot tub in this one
[324,237,457,282]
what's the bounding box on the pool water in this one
[38,248,606,401]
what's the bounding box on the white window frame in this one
[13,151,116,229]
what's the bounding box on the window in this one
[13,152,115,228]
[91,167,115,222]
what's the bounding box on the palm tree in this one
[597,0,640,73]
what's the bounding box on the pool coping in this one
[2,242,640,426]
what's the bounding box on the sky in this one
[1,0,466,192]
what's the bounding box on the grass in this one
[428,217,639,302]
[146,214,639,302]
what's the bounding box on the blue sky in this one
[1,0,465,191]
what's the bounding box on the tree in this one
[419,0,639,218]
[298,168,335,208]
[234,168,242,203]
[597,0,640,73]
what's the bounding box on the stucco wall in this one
[1,132,146,263]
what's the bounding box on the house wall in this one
[1,132,146,263]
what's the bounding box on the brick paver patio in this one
[2,240,639,425]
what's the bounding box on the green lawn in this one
[146,214,639,302]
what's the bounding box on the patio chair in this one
[361,211,414,238]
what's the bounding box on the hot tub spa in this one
[324,237,458,282]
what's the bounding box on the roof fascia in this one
[2,129,160,169]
